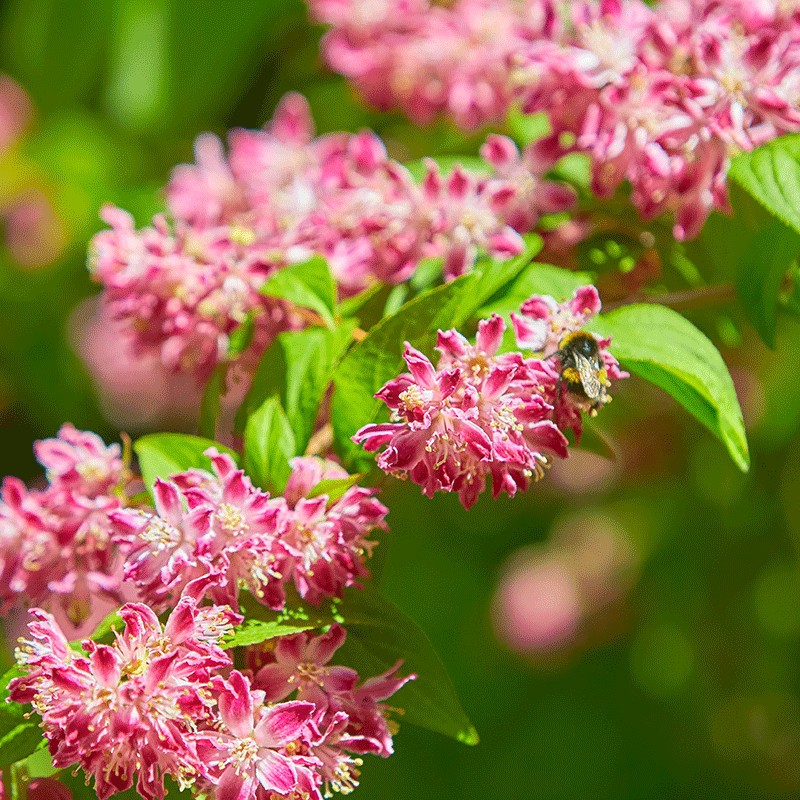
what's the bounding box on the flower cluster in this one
[111,451,387,612]
[310,0,800,238]
[0,425,131,630]
[354,286,626,507]
[89,92,573,381]
[244,625,415,794]
[10,600,411,800]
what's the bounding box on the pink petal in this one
[306,623,346,665]
[220,671,255,739]
[254,750,298,795]
[216,767,250,800]
[402,343,437,388]
[270,92,314,144]
[255,701,315,748]
[480,134,519,170]
[510,312,546,351]
[153,479,183,523]
[476,314,505,356]
[255,663,295,703]
[569,286,601,319]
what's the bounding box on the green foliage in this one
[260,256,337,328]
[0,668,40,770]
[237,588,478,745]
[306,474,365,503]
[737,222,800,348]
[199,364,226,439]
[404,155,491,182]
[134,433,239,493]
[222,618,318,649]
[237,323,356,450]
[334,588,479,745]
[729,135,800,237]
[593,304,749,471]
[478,262,592,318]
[506,107,549,146]
[243,396,297,494]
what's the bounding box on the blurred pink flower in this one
[493,554,582,653]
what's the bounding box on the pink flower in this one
[10,598,238,800]
[420,162,524,280]
[280,457,388,604]
[0,428,130,630]
[112,450,287,611]
[313,0,800,239]
[355,342,494,506]
[250,624,359,706]
[89,205,294,382]
[196,671,319,800]
[511,285,603,356]
[480,135,576,232]
[246,625,416,784]
[355,316,573,508]
[34,423,124,497]
[28,779,73,800]
[512,286,627,436]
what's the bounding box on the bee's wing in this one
[575,352,602,400]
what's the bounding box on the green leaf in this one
[592,304,749,471]
[465,235,542,315]
[199,364,226,440]
[0,668,42,770]
[334,588,479,746]
[728,135,800,236]
[260,256,337,328]
[306,474,365,504]
[134,433,239,493]
[552,152,592,192]
[243,397,297,494]
[237,323,356,450]
[566,426,617,461]
[228,313,256,357]
[403,156,490,182]
[330,278,469,470]
[0,720,42,769]
[477,262,592,318]
[0,666,22,707]
[737,221,800,348]
[222,618,318,650]
[338,283,384,319]
[507,107,549,146]
[384,284,410,316]
[87,609,123,645]
[409,257,444,292]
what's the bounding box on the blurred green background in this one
[2,2,800,798]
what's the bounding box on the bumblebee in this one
[554,330,610,413]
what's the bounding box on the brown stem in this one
[604,283,736,312]
[305,423,334,457]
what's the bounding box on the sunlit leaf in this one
[260,256,337,328]
[729,135,800,236]
[592,304,749,471]
[134,433,239,493]
[737,221,800,348]
[243,397,296,494]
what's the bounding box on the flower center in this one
[216,503,248,536]
[140,517,182,551]
[230,737,259,774]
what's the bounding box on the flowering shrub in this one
[8,0,800,797]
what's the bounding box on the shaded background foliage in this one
[1,1,800,797]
